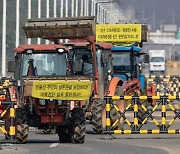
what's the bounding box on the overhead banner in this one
[96,24,141,43]
[32,80,92,100]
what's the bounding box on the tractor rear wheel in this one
[16,108,29,144]
[92,99,105,134]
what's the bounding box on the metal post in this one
[134,98,138,131]
[28,0,31,44]
[2,0,6,77]
[75,0,78,17]
[97,3,100,23]
[86,0,89,16]
[37,0,41,44]
[80,0,84,16]
[106,98,111,133]
[100,5,103,24]
[71,0,74,17]
[161,98,166,131]
[16,0,20,47]
[54,0,57,17]
[65,0,68,42]
[9,102,15,141]
[60,0,63,43]
[93,2,97,17]
[60,0,64,17]
[91,0,94,16]
[46,0,50,44]
[84,0,87,16]
[103,9,106,24]
[65,0,68,17]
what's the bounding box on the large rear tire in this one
[16,108,29,144]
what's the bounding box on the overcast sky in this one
[116,0,180,30]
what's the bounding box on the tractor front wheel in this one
[58,108,86,143]
[16,107,29,144]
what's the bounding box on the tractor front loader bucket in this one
[23,16,96,40]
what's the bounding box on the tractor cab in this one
[9,44,70,80]
[111,45,146,92]
[66,41,114,98]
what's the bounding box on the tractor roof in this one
[14,44,69,53]
[111,45,141,52]
[65,42,113,50]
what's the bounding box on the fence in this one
[104,96,180,135]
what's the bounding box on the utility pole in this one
[28,0,31,44]
[60,0,64,17]
[71,0,75,17]
[75,0,78,17]
[65,0,68,17]
[16,0,20,47]
[80,0,84,16]
[46,0,50,44]
[54,0,57,17]
[37,0,41,44]
[2,0,6,77]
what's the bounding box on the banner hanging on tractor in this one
[96,24,142,45]
[32,80,92,100]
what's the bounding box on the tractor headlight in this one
[39,99,46,105]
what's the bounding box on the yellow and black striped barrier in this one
[104,96,180,135]
[0,101,16,142]
[146,75,180,96]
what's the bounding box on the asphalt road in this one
[0,111,180,154]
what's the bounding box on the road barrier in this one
[146,75,180,96]
[104,96,180,135]
[0,101,16,142]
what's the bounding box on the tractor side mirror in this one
[143,54,149,63]
[8,60,16,72]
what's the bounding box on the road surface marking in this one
[49,143,59,148]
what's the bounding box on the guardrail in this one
[0,101,16,142]
[104,96,180,135]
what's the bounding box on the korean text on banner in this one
[96,24,141,43]
[32,80,92,100]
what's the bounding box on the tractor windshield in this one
[112,52,130,66]
[112,52,131,73]
[22,52,68,76]
[69,48,93,76]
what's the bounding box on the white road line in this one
[49,143,59,148]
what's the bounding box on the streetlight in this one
[92,0,112,23]
[28,0,31,44]
[37,0,41,44]
[2,0,6,77]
